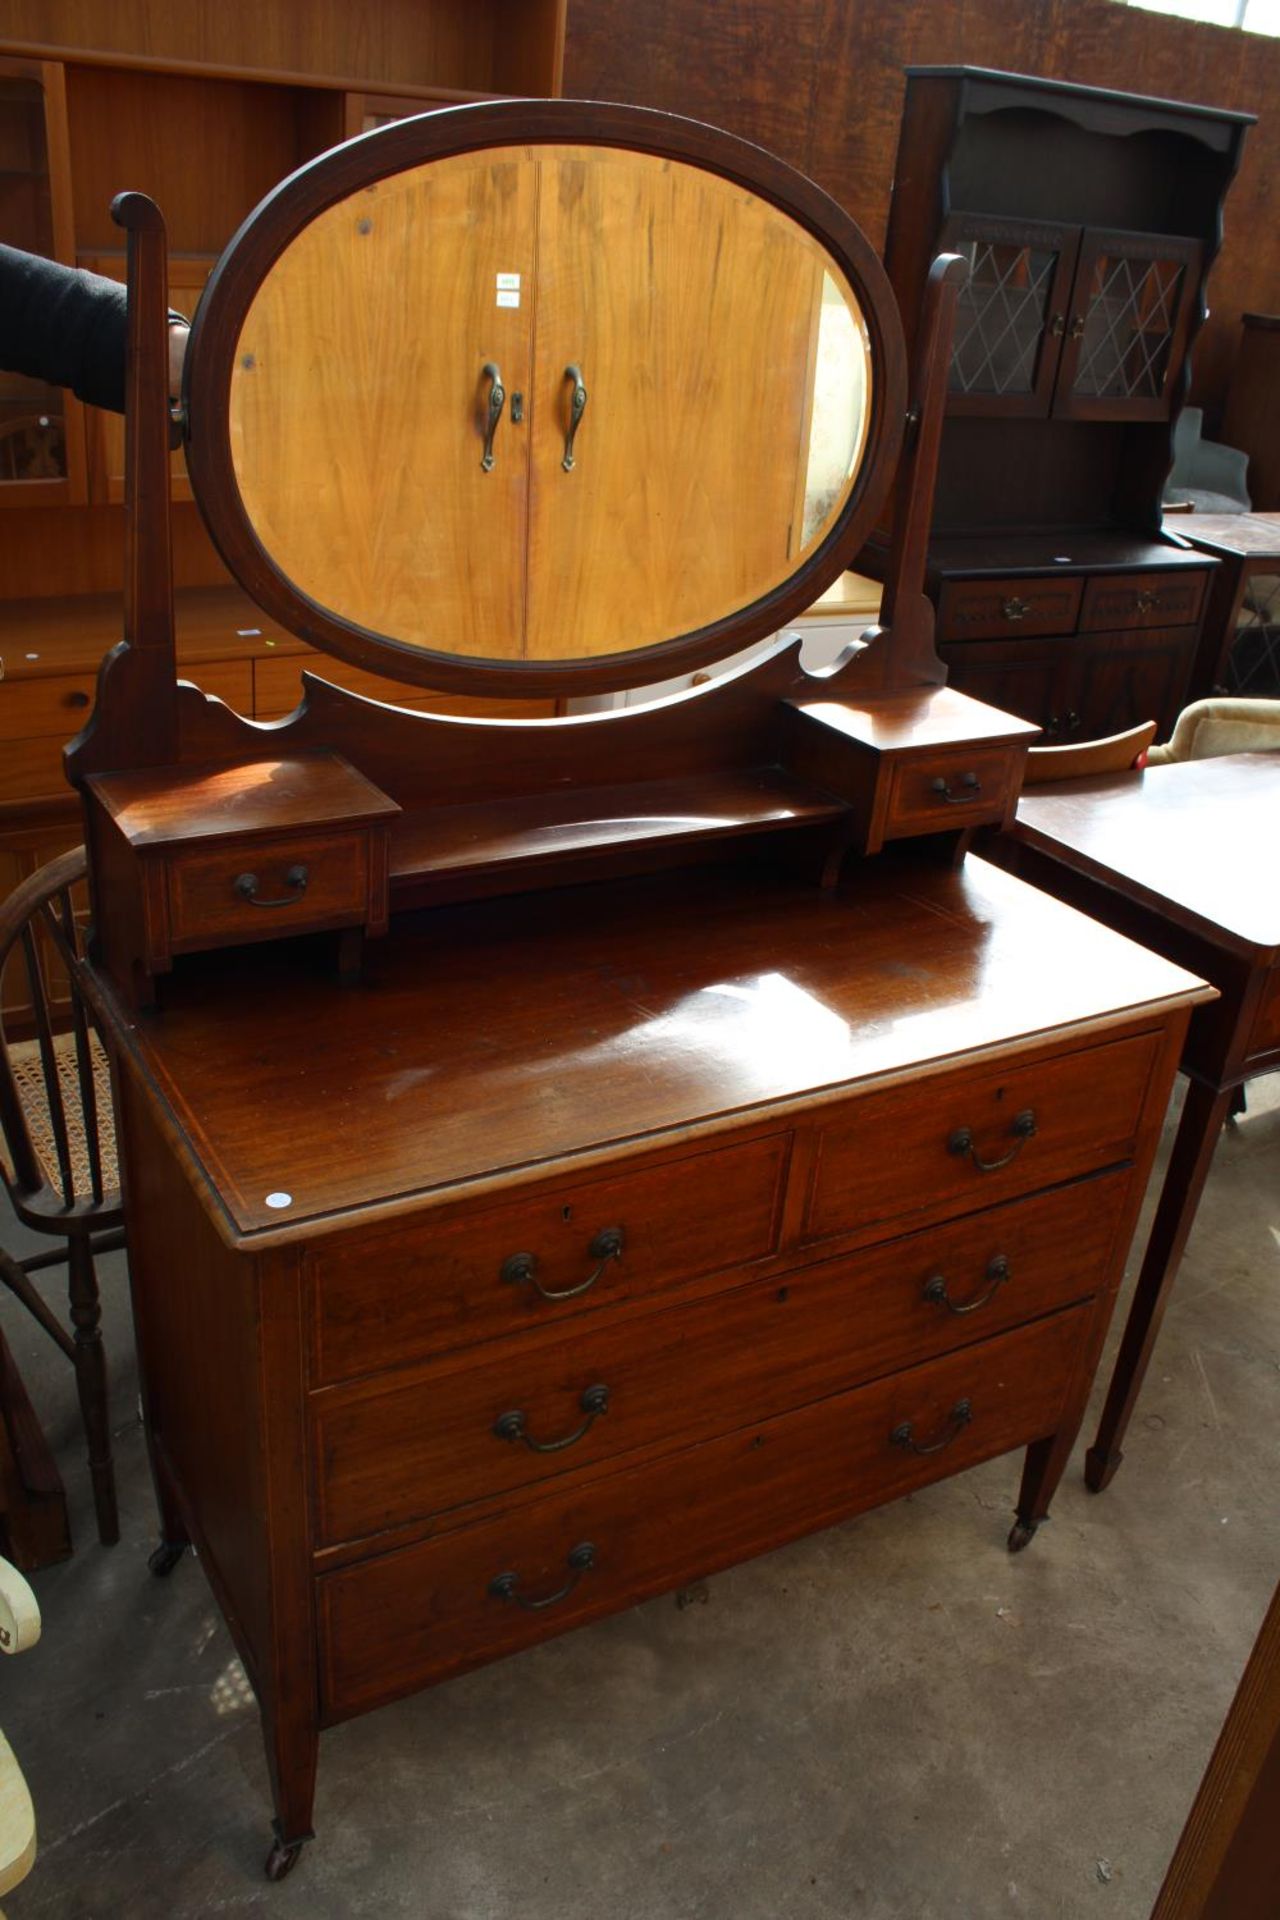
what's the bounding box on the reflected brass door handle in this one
[562,363,588,471]
[481,361,506,471]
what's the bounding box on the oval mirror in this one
[186,104,906,696]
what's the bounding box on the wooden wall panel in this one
[1,0,487,91]
[563,0,1276,418]
[66,68,306,252]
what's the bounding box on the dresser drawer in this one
[937,577,1083,642]
[805,1030,1159,1246]
[1078,570,1207,633]
[0,672,98,740]
[318,1303,1088,1716]
[885,747,1018,835]
[166,829,370,951]
[309,1131,791,1384]
[312,1169,1130,1548]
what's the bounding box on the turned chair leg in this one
[67,1235,118,1545]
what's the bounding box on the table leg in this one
[1085,1077,1234,1492]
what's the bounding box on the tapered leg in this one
[262,1700,318,1881]
[66,1235,118,1544]
[1085,1078,1234,1493]
[1008,1430,1076,1551]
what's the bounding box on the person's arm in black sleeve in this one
[1,244,190,415]
[0,243,130,413]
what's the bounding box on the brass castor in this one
[147,1540,188,1578]
[1007,1520,1039,1554]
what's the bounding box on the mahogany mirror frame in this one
[183,98,909,699]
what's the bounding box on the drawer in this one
[309,1131,791,1385]
[165,829,370,951]
[0,672,97,741]
[1078,571,1207,633]
[312,1169,1130,1548]
[937,577,1082,642]
[805,1030,1159,1246]
[886,747,1018,835]
[254,655,555,720]
[318,1303,1089,1716]
[0,734,68,804]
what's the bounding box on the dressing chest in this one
[63,99,1207,1876]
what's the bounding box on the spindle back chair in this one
[0,848,123,1545]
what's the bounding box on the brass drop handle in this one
[1048,313,1066,338]
[1001,596,1031,622]
[923,1254,1011,1316]
[494,1384,611,1453]
[480,360,506,472]
[929,771,982,805]
[947,1108,1037,1171]
[1135,590,1159,614]
[1067,315,1085,341]
[501,1226,625,1303]
[891,1399,973,1456]
[233,864,308,909]
[489,1542,596,1611]
[562,362,588,471]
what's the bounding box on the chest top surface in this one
[1015,753,1280,955]
[96,856,1205,1241]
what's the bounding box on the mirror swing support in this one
[66,101,1037,1013]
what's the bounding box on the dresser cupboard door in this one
[1054,230,1201,424]
[941,214,1080,420]
[1068,626,1198,740]
[0,58,88,508]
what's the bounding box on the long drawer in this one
[317,1303,1089,1717]
[1078,570,1207,633]
[308,1130,791,1384]
[938,576,1083,642]
[312,1169,1130,1549]
[804,1029,1159,1245]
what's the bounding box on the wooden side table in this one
[1168,512,1280,700]
[991,752,1280,1489]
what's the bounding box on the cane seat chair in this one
[0,848,123,1545]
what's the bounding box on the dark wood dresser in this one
[874,67,1253,743]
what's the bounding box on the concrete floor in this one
[1,1075,1277,1920]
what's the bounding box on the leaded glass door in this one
[1055,230,1201,422]
[941,215,1080,418]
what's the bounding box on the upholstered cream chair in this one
[0,1555,40,1911]
[1147,697,1280,765]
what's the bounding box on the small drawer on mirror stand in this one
[781,684,1038,859]
[83,750,400,1007]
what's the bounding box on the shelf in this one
[387,768,847,899]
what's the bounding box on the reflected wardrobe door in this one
[523,150,828,661]
[230,152,536,658]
